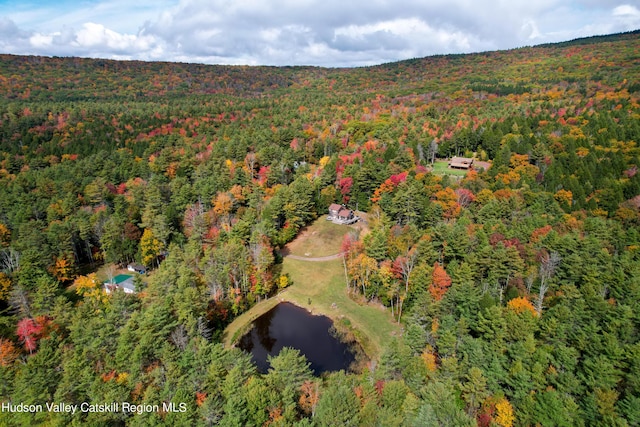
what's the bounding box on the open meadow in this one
[223,218,400,360]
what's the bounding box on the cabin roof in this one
[110,274,133,285]
[104,274,136,293]
[449,156,474,169]
[337,207,352,218]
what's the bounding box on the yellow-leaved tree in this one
[50,255,75,283]
[74,273,108,306]
[278,274,290,289]
[140,228,164,267]
[494,397,515,427]
[0,273,12,301]
[0,222,10,247]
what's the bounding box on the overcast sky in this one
[0,0,638,67]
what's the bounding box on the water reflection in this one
[238,302,357,375]
[255,304,277,352]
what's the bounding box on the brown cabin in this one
[328,203,342,219]
[337,207,354,221]
[449,156,474,169]
[328,204,356,223]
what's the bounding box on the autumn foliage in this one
[421,346,438,372]
[0,272,11,301]
[0,223,10,246]
[0,338,18,366]
[507,296,538,317]
[195,392,207,407]
[16,316,50,353]
[0,32,637,426]
[298,381,320,415]
[494,397,515,427]
[429,262,452,301]
[50,255,74,282]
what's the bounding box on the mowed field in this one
[223,218,400,360]
[431,160,469,176]
[283,217,348,257]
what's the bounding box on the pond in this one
[238,302,358,375]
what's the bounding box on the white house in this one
[104,274,136,294]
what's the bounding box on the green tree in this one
[265,347,313,421]
[364,227,389,261]
[220,365,250,427]
[314,372,360,427]
[459,367,489,416]
[410,382,476,427]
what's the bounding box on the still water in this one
[238,302,357,375]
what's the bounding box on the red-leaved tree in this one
[16,316,49,354]
[430,262,452,301]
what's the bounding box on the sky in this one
[0,0,638,67]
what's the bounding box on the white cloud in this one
[613,4,640,29]
[613,4,640,17]
[29,33,53,49]
[0,0,637,66]
[72,23,158,53]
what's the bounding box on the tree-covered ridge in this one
[0,32,638,425]
[0,54,325,101]
[2,30,638,102]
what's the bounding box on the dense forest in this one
[0,30,639,426]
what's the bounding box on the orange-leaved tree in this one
[430,262,452,301]
[507,296,538,317]
[0,338,18,366]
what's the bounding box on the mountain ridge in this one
[1,29,638,102]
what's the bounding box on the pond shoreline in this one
[226,297,380,380]
[236,301,365,375]
[223,218,401,361]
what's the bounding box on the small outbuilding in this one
[127,263,146,274]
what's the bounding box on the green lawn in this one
[281,257,401,359]
[223,248,401,361]
[431,160,469,176]
[284,217,348,257]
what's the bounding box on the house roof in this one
[329,203,343,212]
[105,274,136,293]
[449,156,474,168]
[110,274,133,284]
[118,280,136,293]
[337,207,352,218]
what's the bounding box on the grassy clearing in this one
[223,216,400,360]
[282,257,401,359]
[67,263,127,292]
[284,217,347,257]
[223,256,401,361]
[431,160,469,176]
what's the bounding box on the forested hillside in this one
[0,31,639,425]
